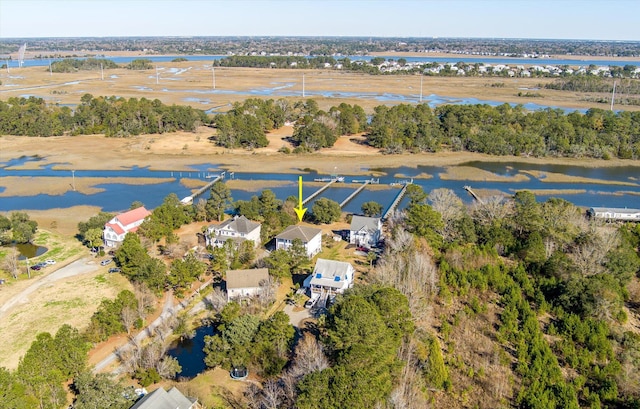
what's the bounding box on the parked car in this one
[30,265,41,271]
[45,259,56,265]
[304,299,316,308]
[100,259,112,266]
[108,267,121,273]
[35,262,48,268]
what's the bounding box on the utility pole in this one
[156,65,159,85]
[101,63,104,81]
[212,67,216,90]
[610,81,617,111]
[302,74,305,98]
[419,75,423,103]
[72,170,76,191]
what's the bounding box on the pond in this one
[167,325,215,379]
[15,243,48,260]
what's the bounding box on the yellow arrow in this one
[294,176,307,222]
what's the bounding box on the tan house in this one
[226,268,270,301]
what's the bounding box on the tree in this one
[84,227,104,250]
[361,201,383,217]
[312,198,341,224]
[2,247,20,279]
[72,372,136,409]
[206,181,233,221]
[404,203,444,250]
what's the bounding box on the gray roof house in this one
[303,258,355,296]
[206,215,261,248]
[226,268,270,301]
[129,386,199,409]
[275,225,322,257]
[349,215,383,248]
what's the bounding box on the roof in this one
[275,225,322,242]
[590,207,640,214]
[350,215,381,232]
[216,215,260,234]
[105,222,125,235]
[226,268,269,290]
[308,258,353,289]
[115,206,151,226]
[130,387,195,409]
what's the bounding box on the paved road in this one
[0,257,98,320]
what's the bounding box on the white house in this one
[130,386,199,409]
[303,258,354,296]
[226,268,270,301]
[275,225,322,257]
[103,206,151,247]
[588,207,640,222]
[349,215,383,248]
[206,215,261,248]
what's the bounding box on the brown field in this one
[2,62,639,115]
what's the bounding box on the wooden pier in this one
[181,172,225,205]
[463,186,483,204]
[302,179,336,206]
[339,180,371,208]
[382,183,410,220]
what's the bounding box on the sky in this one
[1,0,639,41]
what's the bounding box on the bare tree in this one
[2,248,20,279]
[260,380,283,409]
[258,276,277,307]
[206,286,228,312]
[134,282,156,319]
[429,188,465,242]
[121,306,138,335]
[471,195,513,226]
[289,333,329,378]
[390,339,430,409]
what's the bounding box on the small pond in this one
[15,243,48,260]
[167,325,215,379]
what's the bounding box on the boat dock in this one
[382,183,410,220]
[339,180,371,208]
[181,172,225,205]
[463,186,483,204]
[302,178,336,206]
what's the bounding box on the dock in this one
[181,172,225,205]
[339,180,371,208]
[381,183,410,220]
[302,178,336,206]
[463,186,483,204]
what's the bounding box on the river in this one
[1,155,639,213]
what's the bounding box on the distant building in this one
[206,215,261,248]
[129,386,199,409]
[349,215,383,248]
[103,206,151,247]
[303,258,354,297]
[588,207,640,222]
[226,268,270,301]
[275,225,322,257]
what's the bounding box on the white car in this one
[45,259,56,265]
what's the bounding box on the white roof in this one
[307,258,353,289]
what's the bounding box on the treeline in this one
[50,58,118,73]
[545,76,640,94]
[213,55,339,69]
[0,94,209,137]
[368,103,640,159]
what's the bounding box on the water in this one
[1,158,639,212]
[15,243,48,259]
[167,325,215,379]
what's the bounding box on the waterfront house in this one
[103,206,151,247]
[303,258,354,297]
[275,225,322,257]
[349,215,383,248]
[226,268,270,301]
[588,207,640,222]
[206,215,261,248]
[129,386,199,409]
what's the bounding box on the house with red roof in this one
[103,206,152,247]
